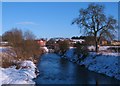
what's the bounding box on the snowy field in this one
[0,61,36,85]
[65,48,120,80]
[0,47,37,85]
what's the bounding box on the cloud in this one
[16,22,37,25]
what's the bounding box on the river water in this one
[34,53,120,85]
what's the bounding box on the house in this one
[83,36,109,46]
[111,40,120,45]
[71,39,85,44]
[35,39,46,47]
[99,37,108,45]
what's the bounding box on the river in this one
[34,53,120,85]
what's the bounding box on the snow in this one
[41,47,49,53]
[71,39,85,43]
[88,45,95,51]
[98,52,120,56]
[88,45,120,52]
[0,60,37,85]
[81,54,120,79]
[99,46,111,51]
[65,48,120,80]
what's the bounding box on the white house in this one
[71,39,85,44]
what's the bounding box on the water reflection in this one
[59,58,69,70]
[34,53,120,85]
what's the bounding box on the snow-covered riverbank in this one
[0,47,37,85]
[0,60,37,85]
[65,48,120,81]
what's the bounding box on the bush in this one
[2,28,42,63]
[46,38,56,49]
[57,40,70,55]
[108,47,120,53]
[1,52,15,68]
[74,42,89,62]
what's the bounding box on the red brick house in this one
[35,39,46,47]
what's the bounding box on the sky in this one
[2,2,118,39]
[1,0,120,2]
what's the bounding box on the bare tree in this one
[58,40,70,55]
[23,30,41,60]
[2,28,42,61]
[2,28,24,59]
[72,3,117,52]
[24,30,35,40]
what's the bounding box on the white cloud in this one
[16,22,37,25]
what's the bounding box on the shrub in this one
[57,40,70,55]
[108,47,120,53]
[46,38,56,49]
[1,52,15,68]
[2,29,42,61]
[74,42,89,62]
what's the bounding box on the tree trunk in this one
[95,34,98,52]
[95,41,98,52]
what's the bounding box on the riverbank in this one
[64,48,120,81]
[0,60,37,85]
[0,47,38,85]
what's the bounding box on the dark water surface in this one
[34,53,120,85]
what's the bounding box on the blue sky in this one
[2,0,120,2]
[2,2,118,39]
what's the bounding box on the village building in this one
[111,40,120,45]
[35,39,47,47]
[71,39,85,44]
[99,37,108,45]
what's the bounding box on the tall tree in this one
[72,3,117,52]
